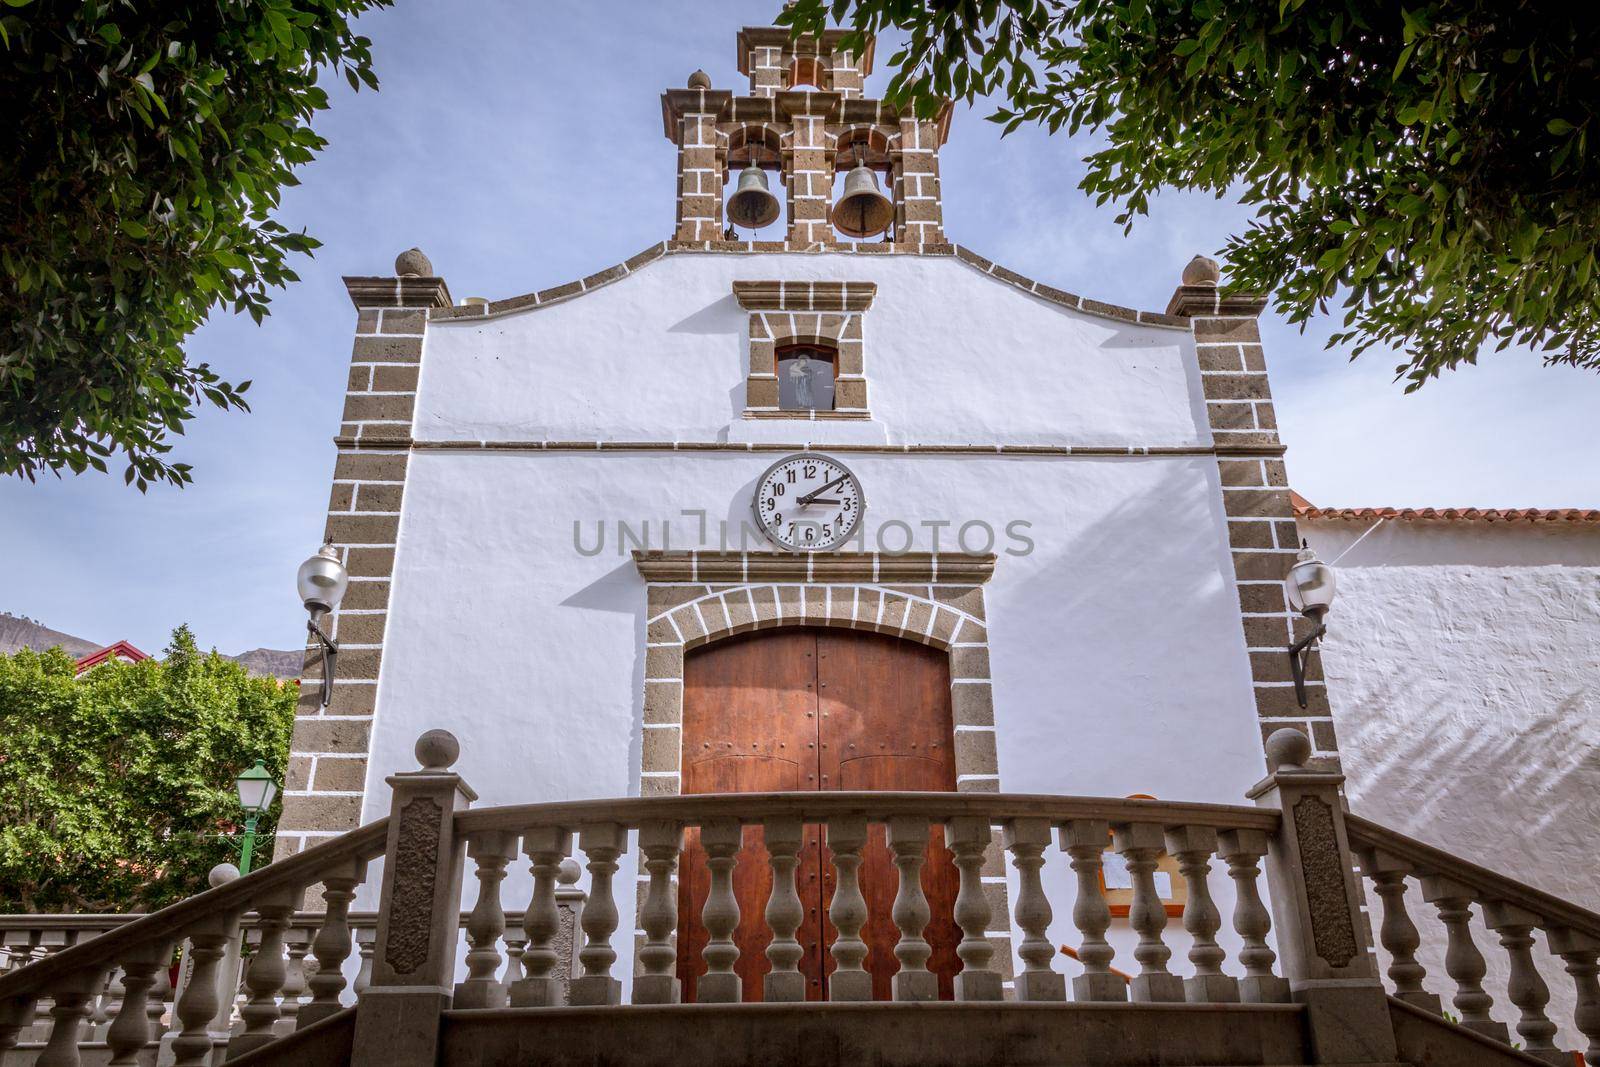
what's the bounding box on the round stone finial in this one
[1264,728,1313,773]
[1182,254,1221,286]
[209,862,241,888]
[414,729,460,771]
[557,857,582,885]
[687,69,712,89]
[394,247,433,277]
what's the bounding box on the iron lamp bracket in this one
[1287,609,1327,710]
[307,613,339,708]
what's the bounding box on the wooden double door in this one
[676,627,961,1001]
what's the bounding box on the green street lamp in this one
[234,759,279,875]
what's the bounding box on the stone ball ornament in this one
[1264,727,1313,773]
[394,247,434,277]
[208,862,242,887]
[415,729,461,771]
[687,69,712,89]
[1182,254,1221,286]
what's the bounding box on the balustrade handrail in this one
[1347,812,1600,938]
[0,819,390,1003]
[453,790,1282,836]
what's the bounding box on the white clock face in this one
[752,453,865,552]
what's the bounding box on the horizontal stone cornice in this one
[1166,285,1270,319]
[344,276,452,310]
[733,279,877,311]
[333,436,1285,457]
[632,550,995,584]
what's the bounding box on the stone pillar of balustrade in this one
[1249,728,1399,1065]
[350,730,476,1067]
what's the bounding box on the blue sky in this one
[3,0,1597,657]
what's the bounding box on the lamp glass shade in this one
[1285,549,1336,615]
[297,544,348,613]
[235,759,279,813]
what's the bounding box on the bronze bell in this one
[726,164,781,230]
[830,164,894,238]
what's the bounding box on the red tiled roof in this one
[74,640,150,674]
[1291,491,1600,525]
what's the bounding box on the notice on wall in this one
[1101,852,1172,897]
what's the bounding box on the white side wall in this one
[1305,518,1600,1048]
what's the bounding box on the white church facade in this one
[264,13,1598,1039]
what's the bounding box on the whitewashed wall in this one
[1305,518,1600,1047]
[357,251,1272,990]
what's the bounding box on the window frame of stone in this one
[733,280,874,420]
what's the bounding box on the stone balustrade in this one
[1348,813,1600,1066]
[6,727,1600,1067]
[450,791,1285,1009]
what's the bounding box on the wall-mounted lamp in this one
[1284,541,1336,709]
[297,542,349,707]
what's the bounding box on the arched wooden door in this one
[676,627,960,1001]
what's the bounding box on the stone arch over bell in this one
[832,128,895,239]
[725,125,787,233]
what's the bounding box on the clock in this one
[752,453,865,552]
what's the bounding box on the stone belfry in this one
[660,19,952,246]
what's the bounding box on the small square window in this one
[776,344,836,411]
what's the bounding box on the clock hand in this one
[804,498,840,506]
[797,473,850,505]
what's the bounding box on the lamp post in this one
[234,759,279,875]
[1284,541,1337,709]
[297,542,349,707]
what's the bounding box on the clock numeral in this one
[803,464,817,478]
[772,482,784,496]
[785,470,796,483]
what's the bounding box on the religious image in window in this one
[777,344,836,411]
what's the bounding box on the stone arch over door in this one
[630,550,1015,995]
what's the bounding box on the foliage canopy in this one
[0,0,388,490]
[0,627,295,912]
[782,0,1600,388]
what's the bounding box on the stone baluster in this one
[352,925,376,997]
[1358,849,1441,1012]
[1060,818,1124,1002]
[1548,926,1600,1067]
[763,816,807,1002]
[888,815,937,1002]
[147,947,173,1037]
[230,889,297,1057]
[1166,824,1238,1003]
[1005,817,1065,1002]
[454,831,518,1009]
[501,933,527,993]
[1,995,36,1057]
[1113,822,1183,1003]
[171,916,234,1067]
[569,822,627,1006]
[699,818,744,1003]
[1419,876,1510,1043]
[826,815,871,1002]
[1483,902,1563,1063]
[106,943,170,1066]
[1217,828,1288,1003]
[88,967,116,1038]
[28,932,69,1040]
[635,820,684,1004]
[947,817,1001,1001]
[510,826,572,1007]
[36,970,105,1067]
[279,925,314,1033]
[300,859,367,1027]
